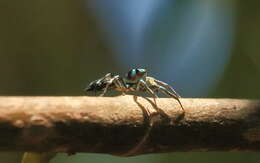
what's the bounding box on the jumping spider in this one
[85,68,184,112]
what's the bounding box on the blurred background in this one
[1,0,260,162]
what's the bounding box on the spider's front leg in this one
[154,79,181,98]
[139,79,158,104]
[151,85,185,112]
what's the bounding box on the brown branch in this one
[0,96,260,156]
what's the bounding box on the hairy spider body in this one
[85,68,184,112]
[84,73,115,93]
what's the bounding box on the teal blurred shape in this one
[86,0,235,97]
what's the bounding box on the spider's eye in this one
[127,69,137,80]
[136,68,146,76]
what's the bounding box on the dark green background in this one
[0,0,260,163]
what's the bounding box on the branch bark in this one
[0,96,260,156]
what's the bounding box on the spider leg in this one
[114,76,127,95]
[154,79,181,98]
[99,80,113,96]
[152,85,185,112]
[136,80,142,91]
[99,76,117,96]
[96,73,113,96]
[100,76,127,96]
[139,80,158,105]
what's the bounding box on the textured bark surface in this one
[0,96,260,156]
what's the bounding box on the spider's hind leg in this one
[99,82,111,97]
[100,75,126,96]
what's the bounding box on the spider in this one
[85,68,184,112]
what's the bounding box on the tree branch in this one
[0,96,260,156]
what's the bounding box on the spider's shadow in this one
[122,95,184,156]
[133,96,185,125]
[133,96,151,125]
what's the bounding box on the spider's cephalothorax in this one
[85,68,184,112]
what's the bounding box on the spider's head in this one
[126,68,147,81]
